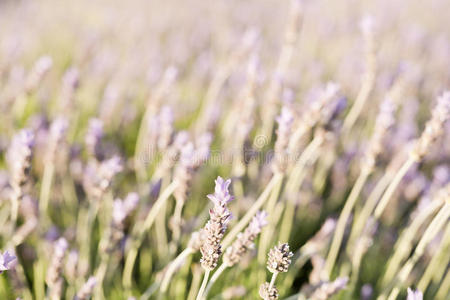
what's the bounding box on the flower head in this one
[267,242,293,273]
[224,211,268,267]
[407,288,423,300]
[259,282,278,300]
[411,91,450,161]
[7,129,35,189]
[310,277,349,300]
[207,176,234,207]
[85,118,104,159]
[200,177,233,270]
[0,251,16,273]
[75,276,97,300]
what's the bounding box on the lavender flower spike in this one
[0,251,16,273]
[273,106,294,173]
[407,288,423,300]
[200,177,233,270]
[7,129,35,189]
[85,118,104,159]
[206,176,234,207]
[224,211,268,267]
[75,276,97,300]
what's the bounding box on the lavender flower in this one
[411,91,450,161]
[200,177,233,270]
[362,97,396,172]
[0,251,16,273]
[267,242,293,273]
[194,132,213,168]
[157,106,174,151]
[188,230,206,251]
[61,67,80,101]
[407,288,423,300]
[65,250,79,280]
[105,192,140,252]
[46,238,68,299]
[272,106,294,173]
[7,129,35,190]
[224,211,268,267]
[46,117,69,163]
[25,55,53,92]
[112,193,139,226]
[85,118,104,160]
[310,277,349,300]
[259,282,279,300]
[154,130,190,178]
[75,276,97,300]
[173,142,196,204]
[83,156,123,199]
[359,15,375,36]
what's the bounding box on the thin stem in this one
[39,162,55,224]
[9,189,20,231]
[417,223,450,292]
[279,137,323,244]
[436,271,450,300]
[347,171,391,252]
[258,177,284,263]
[143,181,178,232]
[196,270,210,300]
[187,266,203,300]
[170,200,185,253]
[374,157,415,219]
[122,181,178,289]
[160,248,194,293]
[222,173,283,249]
[94,255,109,300]
[155,174,171,259]
[269,272,279,291]
[381,198,444,286]
[203,263,227,299]
[383,204,450,300]
[342,28,376,133]
[324,168,370,279]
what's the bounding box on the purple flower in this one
[0,251,16,273]
[49,117,69,143]
[248,211,268,233]
[407,288,423,300]
[85,118,104,156]
[112,192,139,225]
[207,177,234,207]
[275,107,294,131]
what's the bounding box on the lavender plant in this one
[0,0,449,299]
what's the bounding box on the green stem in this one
[347,171,391,252]
[122,182,178,289]
[203,263,227,299]
[383,204,450,300]
[435,271,450,300]
[258,177,284,263]
[381,198,444,286]
[160,248,194,293]
[269,272,279,291]
[417,223,450,292]
[279,136,322,243]
[94,255,109,300]
[39,162,55,225]
[324,168,370,279]
[196,270,210,300]
[374,157,415,219]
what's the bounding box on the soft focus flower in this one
[0,251,16,273]
[407,288,423,300]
